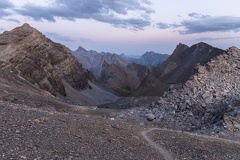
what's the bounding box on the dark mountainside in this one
[1,24,240,159]
[132,42,225,96]
[156,42,224,84]
[0,23,92,96]
[101,61,159,96]
[128,51,169,67]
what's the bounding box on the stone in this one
[145,114,156,121]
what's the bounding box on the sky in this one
[1,0,240,55]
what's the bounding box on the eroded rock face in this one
[118,47,240,134]
[0,23,92,96]
[100,61,161,96]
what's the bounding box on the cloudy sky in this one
[1,0,240,55]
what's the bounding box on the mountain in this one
[132,42,224,96]
[156,42,224,83]
[100,62,157,96]
[128,51,169,67]
[0,24,117,105]
[72,46,130,79]
[119,46,240,135]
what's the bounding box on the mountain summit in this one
[0,23,92,96]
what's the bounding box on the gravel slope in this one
[0,103,163,160]
[148,128,240,160]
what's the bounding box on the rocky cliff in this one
[119,46,240,135]
[0,23,92,96]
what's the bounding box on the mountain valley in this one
[1,24,240,160]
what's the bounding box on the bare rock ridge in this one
[0,23,92,96]
[119,46,240,135]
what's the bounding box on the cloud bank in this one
[157,13,240,34]
[13,0,154,30]
[0,0,14,17]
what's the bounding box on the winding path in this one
[141,128,174,160]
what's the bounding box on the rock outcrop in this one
[118,47,240,135]
[0,23,92,96]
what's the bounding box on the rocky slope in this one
[118,46,240,136]
[72,46,130,79]
[132,42,224,96]
[0,23,92,96]
[128,51,169,67]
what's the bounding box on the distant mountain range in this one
[72,46,130,79]
[72,47,169,78]
[72,42,224,97]
[0,23,226,99]
[127,51,169,67]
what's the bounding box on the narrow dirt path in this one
[141,128,174,160]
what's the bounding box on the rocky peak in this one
[76,46,87,52]
[157,42,224,83]
[0,24,92,96]
[174,43,189,55]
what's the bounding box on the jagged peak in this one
[22,23,31,27]
[192,42,213,49]
[7,23,43,38]
[76,46,87,52]
[177,43,189,48]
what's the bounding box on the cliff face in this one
[0,23,92,96]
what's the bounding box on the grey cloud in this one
[157,13,240,34]
[0,0,13,8]
[45,32,76,42]
[196,36,240,41]
[157,22,170,29]
[188,12,210,19]
[79,38,92,43]
[181,16,240,34]
[0,0,14,17]
[15,0,154,30]
[5,18,21,23]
